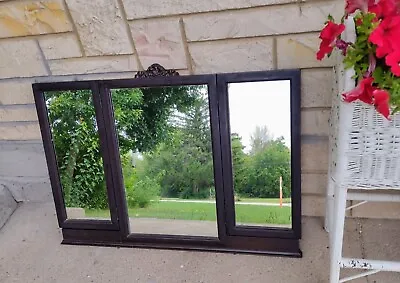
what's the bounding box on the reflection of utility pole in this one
[279,176,283,208]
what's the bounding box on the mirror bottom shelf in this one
[61,228,302,257]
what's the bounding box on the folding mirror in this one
[33,67,301,256]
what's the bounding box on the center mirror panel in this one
[110,85,218,237]
[227,80,292,229]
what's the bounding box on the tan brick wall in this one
[189,38,274,74]
[1,0,391,220]
[0,123,41,140]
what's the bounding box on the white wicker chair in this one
[326,18,400,283]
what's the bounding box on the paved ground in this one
[1,201,400,283]
[129,218,218,237]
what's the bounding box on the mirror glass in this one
[228,81,292,228]
[110,85,218,237]
[44,90,111,220]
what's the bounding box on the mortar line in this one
[0,139,44,144]
[116,0,144,71]
[0,104,35,109]
[0,121,38,126]
[272,37,278,70]
[62,0,87,57]
[125,0,329,22]
[0,69,192,83]
[35,40,52,76]
[179,18,194,75]
[46,54,137,62]
[296,0,304,14]
[183,30,321,45]
[0,31,72,42]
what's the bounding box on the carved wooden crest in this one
[134,63,180,78]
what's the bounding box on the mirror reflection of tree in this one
[135,92,214,201]
[46,86,204,211]
[232,126,291,200]
[46,90,107,210]
[47,85,291,226]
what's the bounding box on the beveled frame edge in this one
[217,69,302,240]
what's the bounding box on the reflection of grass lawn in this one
[237,198,291,204]
[85,201,291,225]
[160,197,292,204]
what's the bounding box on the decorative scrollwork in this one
[134,63,180,78]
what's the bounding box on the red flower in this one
[386,50,400,76]
[316,21,346,60]
[320,21,346,41]
[342,77,375,104]
[369,0,400,18]
[345,0,374,15]
[317,42,333,60]
[373,89,391,119]
[369,15,400,58]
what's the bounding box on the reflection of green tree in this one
[138,97,214,199]
[48,86,292,208]
[47,86,199,209]
[232,128,291,198]
[250,125,273,154]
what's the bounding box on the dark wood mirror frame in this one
[33,67,301,257]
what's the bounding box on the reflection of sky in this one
[228,81,291,152]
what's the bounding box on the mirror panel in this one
[44,90,111,220]
[110,85,218,237]
[227,81,292,228]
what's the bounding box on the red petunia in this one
[369,15,400,58]
[345,0,375,15]
[386,50,400,76]
[317,42,334,60]
[373,89,391,119]
[342,77,375,104]
[316,21,346,60]
[369,0,400,18]
[319,21,346,41]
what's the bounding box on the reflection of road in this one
[158,199,292,207]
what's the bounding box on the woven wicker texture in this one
[329,16,400,190]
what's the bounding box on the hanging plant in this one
[317,0,400,119]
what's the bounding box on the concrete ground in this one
[1,202,400,283]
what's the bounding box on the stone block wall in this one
[0,0,395,218]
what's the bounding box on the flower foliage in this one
[317,0,400,119]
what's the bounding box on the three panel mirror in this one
[34,69,301,255]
